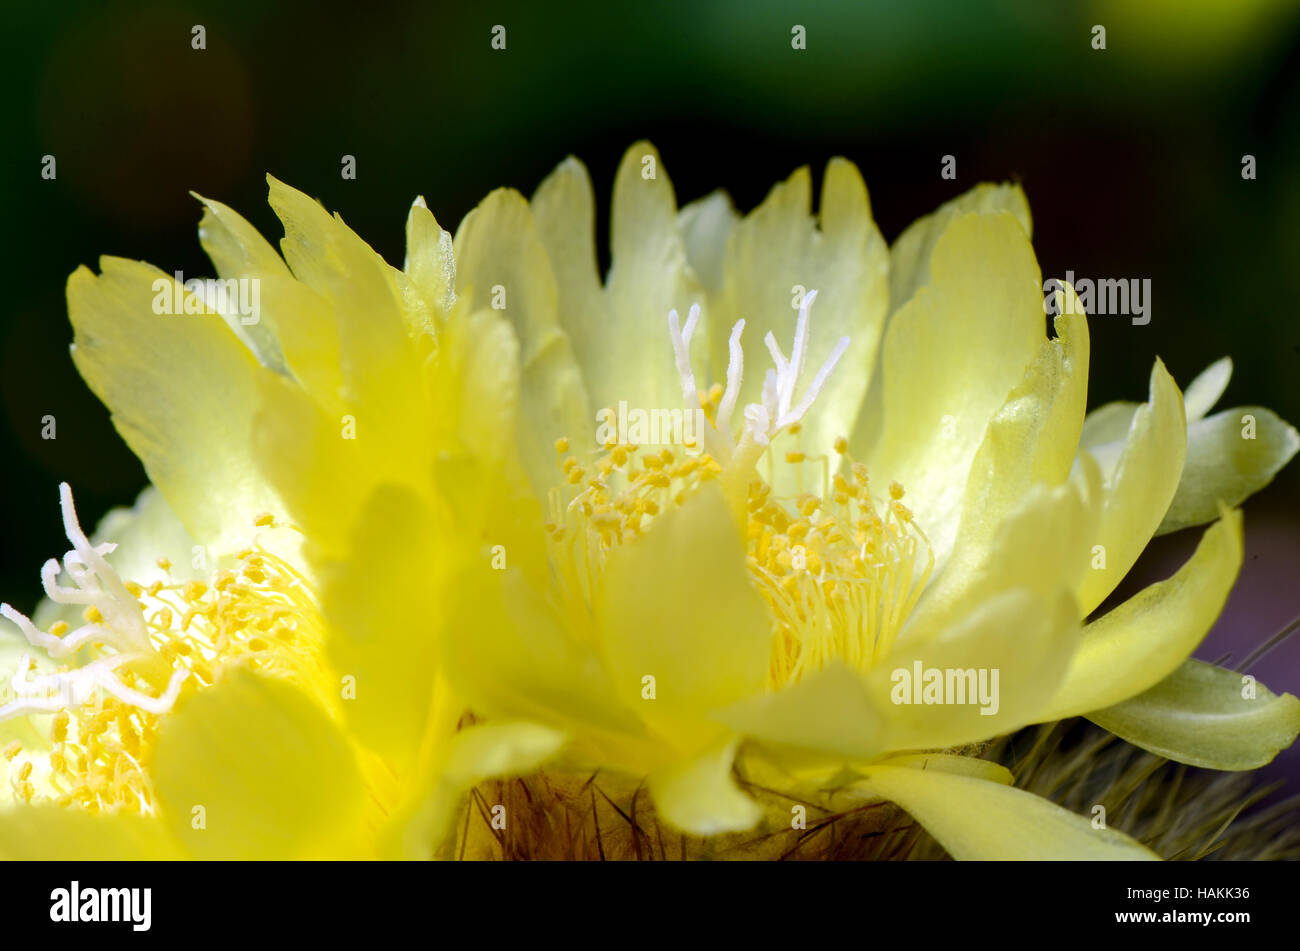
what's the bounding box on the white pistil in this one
[667,289,849,453]
[0,483,187,723]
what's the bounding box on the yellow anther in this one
[561,456,579,473]
[124,581,143,597]
[52,711,69,743]
[785,450,806,464]
[788,423,802,435]
[83,605,103,624]
[567,466,586,485]
[554,437,569,454]
[49,620,69,637]
[851,463,870,486]
[183,580,208,600]
[243,566,266,583]
[643,453,663,470]
[612,446,628,466]
[833,436,849,454]
[155,608,173,629]
[17,761,32,782]
[156,556,172,571]
[3,741,21,761]
[253,513,275,527]
[660,448,675,464]
[146,580,163,597]
[889,481,905,500]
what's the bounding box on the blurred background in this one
[3,0,1299,789]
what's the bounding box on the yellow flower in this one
[4,141,1296,860]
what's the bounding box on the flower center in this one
[544,295,932,690]
[1,486,326,814]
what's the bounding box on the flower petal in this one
[1043,511,1242,721]
[67,258,284,553]
[1157,406,1298,535]
[321,484,446,772]
[152,669,365,859]
[714,661,885,764]
[678,189,738,295]
[0,807,183,859]
[873,588,1080,752]
[861,763,1157,860]
[1076,359,1187,615]
[453,189,592,493]
[648,738,760,835]
[888,182,1031,313]
[855,211,1050,569]
[595,485,770,744]
[1088,658,1300,770]
[600,141,703,415]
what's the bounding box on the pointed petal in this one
[1088,658,1300,770]
[1157,406,1298,535]
[1043,511,1242,720]
[453,188,592,493]
[856,212,1049,569]
[67,258,284,553]
[861,763,1157,860]
[1077,359,1187,614]
[152,669,364,859]
[888,182,1031,314]
[600,141,702,414]
[678,189,739,295]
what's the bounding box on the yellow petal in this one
[855,212,1048,569]
[403,195,456,325]
[1042,510,1242,721]
[321,484,446,773]
[714,661,885,764]
[1077,359,1187,615]
[1183,356,1233,421]
[1089,658,1300,770]
[861,763,1157,860]
[678,189,738,295]
[193,192,290,374]
[453,188,592,493]
[648,738,760,835]
[1157,406,1298,535]
[601,141,703,414]
[0,807,183,860]
[909,306,1093,635]
[67,258,284,553]
[595,485,770,748]
[710,159,888,474]
[888,182,1031,313]
[266,176,427,438]
[152,669,364,859]
[530,156,608,401]
[873,587,1080,752]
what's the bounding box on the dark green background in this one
[3,1,1299,783]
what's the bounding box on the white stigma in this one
[0,483,187,722]
[667,290,850,452]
